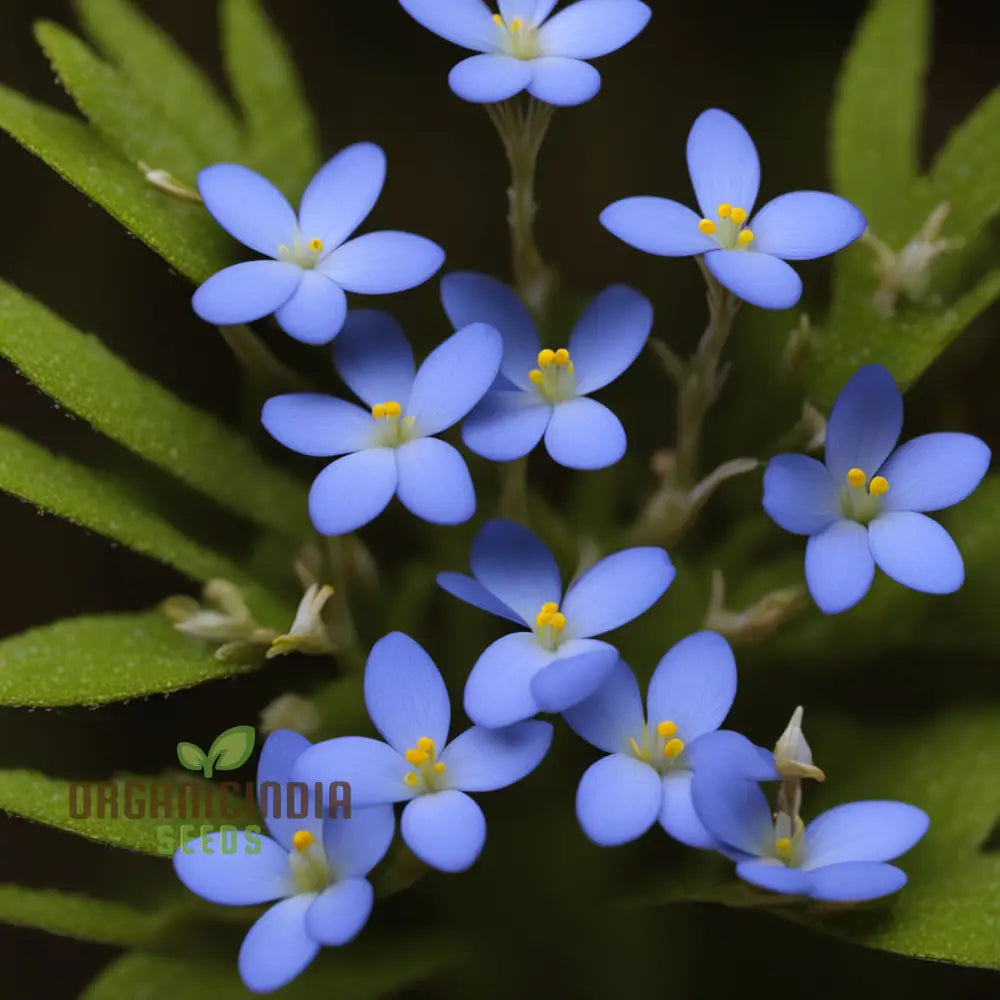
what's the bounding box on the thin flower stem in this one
[324,536,367,674]
[499,457,529,522]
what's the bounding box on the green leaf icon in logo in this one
[176,725,256,778]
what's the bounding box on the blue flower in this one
[691,769,929,902]
[564,632,776,848]
[192,143,445,345]
[601,109,866,309]
[262,312,502,535]
[399,0,651,107]
[442,274,653,468]
[173,730,395,994]
[292,632,553,873]
[437,519,675,727]
[763,364,991,614]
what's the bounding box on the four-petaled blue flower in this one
[262,312,502,535]
[692,769,929,902]
[442,274,653,468]
[173,730,395,994]
[565,632,776,848]
[399,0,651,107]
[601,109,867,309]
[763,364,991,614]
[437,519,675,727]
[292,632,553,873]
[193,143,445,345]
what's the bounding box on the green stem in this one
[324,536,367,674]
[499,457,529,522]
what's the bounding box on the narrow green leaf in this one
[0,610,259,708]
[221,0,320,198]
[74,0,243,163]
[0,425,289,624]
[175,742,208,772]
[0,280,308,538]
[0,84,230,282]
[35,20,205,185]
[207,725,256,772]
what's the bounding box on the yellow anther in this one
[417,737,436,753]
[549,612,567,631]
[510,16,523,30]
[536,609,553,627]
[433,761,446,774]
[717,203,733,219]
[292,830,316,852]
[730,207,748,225]
[404,772,420,787]
[492,13,503,25]
[698,218,717,235]
[372,403,385,419]
[738,229,755,245]
[663,738,685,759]
[538,348,556,367]
[529,369,543,384]
[847,468,866,488]
[372,400,401,419]
[554,348,571,367]
[541,602,558,614]
[869,475,889,495]
[656,720,678,739]
[405,748,429,766]
[308,237,324,252]
[775,836,792,859]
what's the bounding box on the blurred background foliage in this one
[0,0,998,996]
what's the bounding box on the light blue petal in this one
[869,511,964,594]
[527,57,601,107]
[401,789,486,872]
[500,0,559,25]
[298,143,386,251]
[435,571,525,625]
[398,0,500,52]
[575,753,661,846]
[703,250,802,310]
[322,805,396,879]
[274,271,348,345]
[469,518,562,624]
[735,860,810,896]
[406,323,503,435]
[801,801,929,870]
[690,770,773,858]
[462,391,552,461]
[538,0,652,59]
[544,397,626,469]
[308,449,398,535]
[197,163,296,256]
[463,631,554,728]
[825,365,903,480]
[364,631,451,754]
[600,197,718,257]
[396,438,476,525]
[304,877,373,945]
[646,631,736,742]
[529,642,619,712]
[449,54,533,103]
[320,232,445,294]
[684,730,778,782]
[257,730,318,851]
[562,546,674,638]
[762,454,838,536]
[686,109,760,220]
[173,832,291,905]
[292,736,411,807]
[805,519,875,614]
[562,659,644,754]
[751,191,866,260]
[440,272,540,389]
[806,862,908,902]
[440,720,553,791]
[262,394,372,458]
[238,895,318,994]
[568,285,653,395]
[192,260,302,325]
[659,771,714,849]
[334,310,416,409]
[879,433,991,512]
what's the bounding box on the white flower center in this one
[627,720,687,775]
[528,348,576,403]
[277,234,325,269]
[696,202,756,251]
[492,12,541,59]
[839,467,889,524]
[370,400,419,448]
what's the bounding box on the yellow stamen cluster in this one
[529,347,573,385]
[535,601,566,631]
[292,829,316,852]
[308,237,324,252]
[493,13,523,30]
[846,468,889,495]
[657,720,685,758]
[699,202,754,247]
[403,736,445,789]
[372,400,402,420]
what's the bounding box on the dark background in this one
[0,0,998,997]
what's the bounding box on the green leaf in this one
[35,20,205,185]
[221,0,320,198]
[0,425,290,625]
[207,725,256,772]
[0,610,259,708]
[175,742,208,772]
[74,0,243,164]
[0,280,308,538]
[0,84,230,282]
